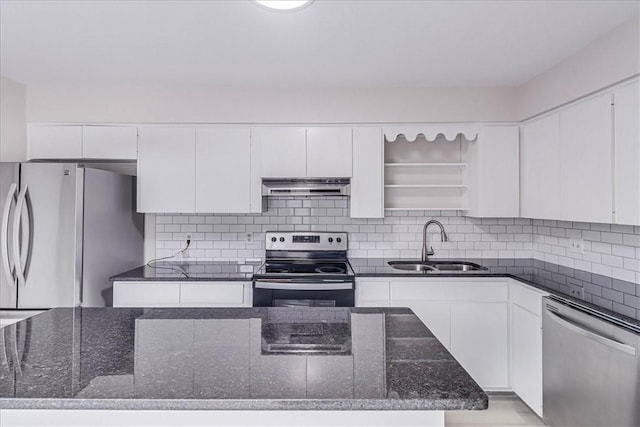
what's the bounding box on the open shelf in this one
[384,134,470,211]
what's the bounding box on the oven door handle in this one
[254,281,354,291]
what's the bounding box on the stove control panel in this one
[265,232,348,251]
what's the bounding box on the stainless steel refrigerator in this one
[0,162,144,309]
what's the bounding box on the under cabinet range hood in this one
[262,178,350,197]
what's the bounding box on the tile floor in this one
[446,393,546,427]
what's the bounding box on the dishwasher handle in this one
[546,308,636,356]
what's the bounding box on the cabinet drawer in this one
[391,280,508,302]
[180,282,245,306]
[510,281,548,317]
[113,282,180,307]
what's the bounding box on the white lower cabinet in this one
[113,281,251,308]
[113,281,181,307]
[509,280,548,417]
[387,278,510,390]
[355,280,390,307]
[357,277,547,402]
[450,302,508,389]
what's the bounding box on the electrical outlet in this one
[245,233,253,243]
[568,283,584,299]
[568,238,584,254]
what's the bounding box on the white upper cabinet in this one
[306,127,353,177]
[351,127,383,218]
[520,113,561,220]
[28,125,137,160]
[253,127,306,178]
[28,125,83,159]
[195,128,252,213]
[252,126,353,179]
[82,126,138,160]
[465,126,519,217]
[613,81,640,226]
[559,93,613,223]
[137,127,196,213]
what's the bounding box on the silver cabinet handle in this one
[546,309,636,356]
[12,185,28,287]
[1,183,17,285]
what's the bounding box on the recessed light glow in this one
[254,1,312,11]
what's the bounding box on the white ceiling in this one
[1,0,638,88]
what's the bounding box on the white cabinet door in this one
[450,302,509,389]
[466,126,519,217]
[180,282,246,307]
[195,128,251,213]
[137,127,196,213]
[113,281,181,307]
[400,301,451,349]
[351,127,384,218]
[511,303,543,417]
[253,127,306,178]
[560,93,613,223]
[355,280,390,307]
[520,113,561,219]
[82,126,138,160]
[613,81,640,226]
[27,125,83,159]
[306,127,353,178]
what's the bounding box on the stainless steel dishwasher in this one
[543,296,640,427]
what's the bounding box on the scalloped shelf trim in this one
[383,126,479,142]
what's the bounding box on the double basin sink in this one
[388,260,487,273]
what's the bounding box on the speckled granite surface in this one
[110,258,640,329]
[350,258,640,331]
[0,307,487,411]
[110,261,261,281]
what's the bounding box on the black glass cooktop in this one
[263,261,351,275]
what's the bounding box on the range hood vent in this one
[262,178,350,197]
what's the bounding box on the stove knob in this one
[328,237,333,243]
[279,237,285,242]
[271,237,277,242]
[336,237,342,243]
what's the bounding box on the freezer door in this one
[0,163,19,309]
[17,163,82,308]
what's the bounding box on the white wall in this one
[0,75,27,162]
[515,17,640,120]
[25,85,518,124]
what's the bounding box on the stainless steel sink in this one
[386,262,437,272]
[388,260,487,273]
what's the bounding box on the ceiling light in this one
[254,1,313,11]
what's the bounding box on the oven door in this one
[252,279,355,307]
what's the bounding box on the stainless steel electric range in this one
[252,232,355,307]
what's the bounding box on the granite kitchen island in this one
[1,307,487,426]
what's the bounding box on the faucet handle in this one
[427,246,435,256]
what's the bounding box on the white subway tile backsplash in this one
[153,198,639,318]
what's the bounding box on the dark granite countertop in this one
[110,261,261,281]
[0,307,487,411]
[350,257,640,331]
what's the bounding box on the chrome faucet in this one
[422,220,449,262]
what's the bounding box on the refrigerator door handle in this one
[12,185,28,287]
[1,183,18,285]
